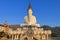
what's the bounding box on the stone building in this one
[0,2,51,40]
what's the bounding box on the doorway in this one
[24,37,28,40]
[33,37,38,40]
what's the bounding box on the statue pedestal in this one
[20,24,40,27]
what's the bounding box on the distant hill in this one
[9,24,21,30]
[41,25,60,37]
[0,24,4,27]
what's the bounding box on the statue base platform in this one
[20,24,40,27]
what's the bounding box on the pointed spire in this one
[4,21,8,27]
[28,0,32,10]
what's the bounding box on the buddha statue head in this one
[28,4,33,16]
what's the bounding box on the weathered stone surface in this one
[0,37,8,40]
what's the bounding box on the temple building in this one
[0,2,51,40]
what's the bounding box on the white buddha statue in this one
[24,4,36,25]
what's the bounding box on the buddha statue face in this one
[28,8,32,16]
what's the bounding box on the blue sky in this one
[0,0,60,27]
